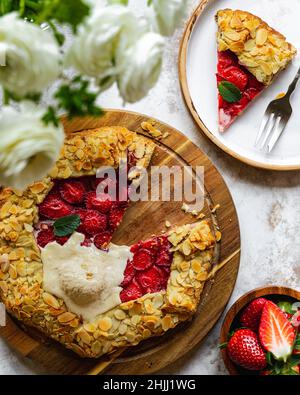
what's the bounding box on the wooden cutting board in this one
[0,109,240,374]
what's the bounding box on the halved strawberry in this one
[81,235,92,247]
[85,191,112,213]
[220,66,248,91]
[156,248,172,267]
[136,266,163,293]
[39,194,72,220]
[74,208,87,222]
[36,228,55,248]
[240,298,268,332]
[227,329,267,371]
[121,261,135,287]
[59,180,86,204]
[120,279,143,303]
[94,232,112,250]
[81,210,107,236]
[259,300,296,362]
[109,207,125,230]
[131,249,153,271]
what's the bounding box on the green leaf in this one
[50,0,90,33]
[55,75,104,119]
[108,0,128,5]
[294,333,300,350]
[218,342,228,349]
[53,215,80,237]
[288,354,300,367]
[42,106,60,127]
[277,301,294,314]
[266,352,274,366]
[218,81,242,103]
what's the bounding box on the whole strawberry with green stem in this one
[226,329,267,371]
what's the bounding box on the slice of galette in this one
[0,126,217,359]
[216,9,297,132]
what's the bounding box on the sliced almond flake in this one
[98,317,112,332]
[57,312,76,324]
[211,204,220,213]
[43,292,60,309]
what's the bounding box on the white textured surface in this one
[0,0,299,375]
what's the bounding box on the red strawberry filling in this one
[120,235,173,303]
[217,50,264,132]
[36,173,131,250]
[36,171,174,304]
[59,180,86,204]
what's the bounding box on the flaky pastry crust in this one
[0,127,216,358]
[216,9,297,85]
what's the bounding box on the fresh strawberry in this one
[74,208,87,222]
[121,261,135,287]
[240,298,268,332]
[94,232,112,249]
[85,191,113,213]
[59,180,85,204]
[36,228,55,248]
[55,235,70,246]
[244,87,260,101]
[131,249,153,271]
[81,210,107,236]
[227,329,267,371]
[136,266,164,293]
[221,66,248,91]
[217,50,235,73]
[259,300,296,362]
[109,207,125,230]
[39,194,72,220]
[120,279,143,303]
[292,311,300,329]
[156,248,172,267]
[81,235,92,247]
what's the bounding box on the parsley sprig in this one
[43,76,104,126]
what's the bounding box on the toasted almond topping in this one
[57,312,76,324]
[114,309,126,320]
[161,316,172,331]
[43,292,60,309]
[98,317,112,332]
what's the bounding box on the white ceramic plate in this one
[180,0,300,170]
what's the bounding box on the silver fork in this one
[255,65,300,153]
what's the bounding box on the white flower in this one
[117,32,164,103]
[0,102,64,190]
[66,4,142,88]
[0,13,61,96]
[151,0,188,36]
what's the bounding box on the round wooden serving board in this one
[0,109,240,375]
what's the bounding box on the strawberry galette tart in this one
[0,127,217,358]
[216,9,296,132]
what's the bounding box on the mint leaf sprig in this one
[218,81,242,103]
[53,214,80,237]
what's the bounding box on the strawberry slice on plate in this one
[259,300,296,362]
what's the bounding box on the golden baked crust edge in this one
[216,8,297,85]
